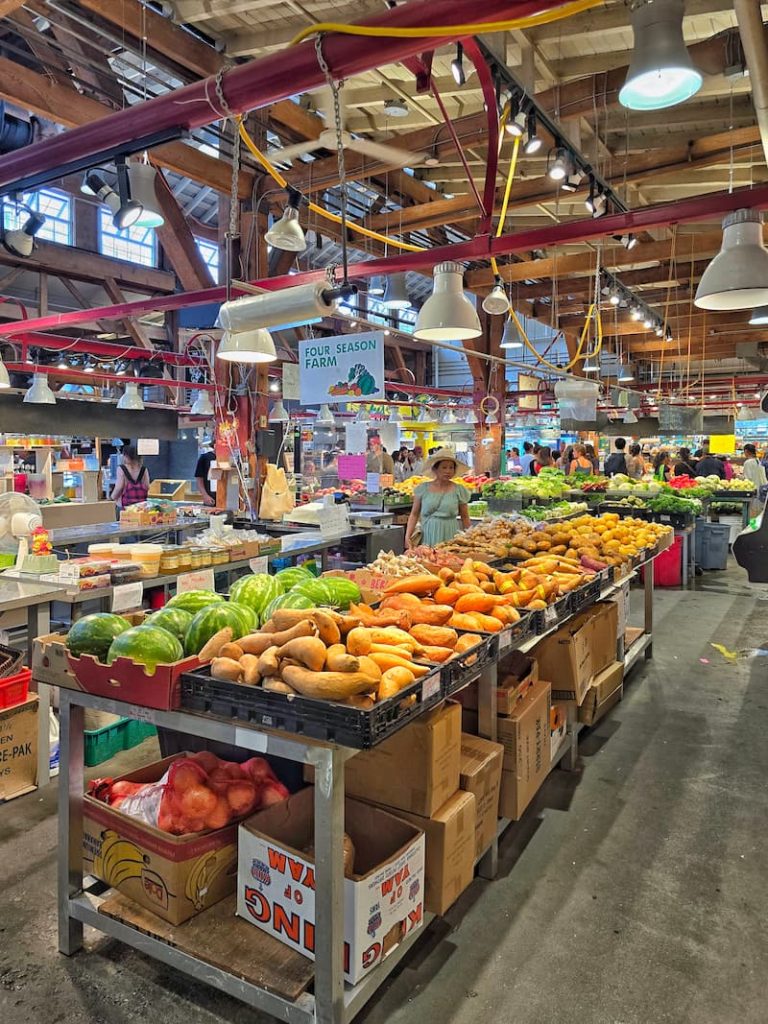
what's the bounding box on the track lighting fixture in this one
[655,323,664,337]
[585,177,596,214]
[264,187,306,252]
[620,0,702,111]
[451,42,466,86]
[630,306,642,321]
[547,146,571,182]
[643,314,654,329]
[482,276,510,315]
[665,326,674,342]
[85,169,142,230]
[606,283,622,306]
[561,170,585,193]
[591,190,608,218]
[504,97,526,138]
[128,162,165,228]
[2,208,46,258]
[614,232,638,250]
[524,111,542,155]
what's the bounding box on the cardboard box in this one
[457,651,537,716]
[610,580,631,640]
[83,754,238,925]
[459,734,503,861]
[33,632,200,709]
[550,700,568,762]
[393,791,476,916]
[532,602,618,705]
[332,702,461,817]
[237,787,425,984]
[0,695,38,801]
[578,661,624,726]
[498,681,551,821]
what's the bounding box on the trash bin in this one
[698,522,731,570]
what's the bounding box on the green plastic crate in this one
[84,719,128,767]
[123,719,157,749]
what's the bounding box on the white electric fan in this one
[267,86,426,168]
[0,493,44,570]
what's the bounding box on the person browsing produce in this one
[569,443,593,476]
[653,451,671,482]
[625,443,645,480]
[604,437,628,476]
[405,449,471,548]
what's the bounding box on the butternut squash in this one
[240,654,262,686]
[281,665,380,701]
[257,646,281,677]
[276,636,327,672]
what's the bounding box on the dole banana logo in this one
[185,847,235,910]
[95,830,145,886]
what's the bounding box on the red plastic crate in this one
[0,668,31,709]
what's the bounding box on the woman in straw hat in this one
[405,448,471,548]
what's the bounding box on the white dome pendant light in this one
[23,373,56,404]
[128,162,165,228]
[415,262,481,341]
[695,210,768,310]
[117,382,145,410]
[619,0,702,111]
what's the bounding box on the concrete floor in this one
[1,568,767,1024]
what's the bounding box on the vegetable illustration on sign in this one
[298,331,385,405]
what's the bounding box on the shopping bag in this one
[259,463,295,520]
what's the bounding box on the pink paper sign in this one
[337,454,367,481]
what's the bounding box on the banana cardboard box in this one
[83,755,237,925]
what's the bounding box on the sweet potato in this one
[343,694,376,709]
[239,620,315,656]
[281,665,380,701]
[312,610,341,646]
[454,633,480,654]
[357,655,382,681]
[210,657,243,682]
[257,646,281,677]
[454,592,498,614]
[434,586,460,606]
[219,642,244,661]
[369,627,419,649]
[325,644,360,673]
[380,593,422,610]
[276,636,327,672]
[346,627,372,656]
[263,678,297,694]
[199,628,234,661]
[382,574,441,596]
[409,624,458,649]
[240,654,262,686]
[419,645,455,663]
[369,651,431,675]
[409,603,454,626]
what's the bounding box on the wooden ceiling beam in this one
[153,168,216,291]
[0,0,24,17]
[0,238,174,292]
[0,56,255,198]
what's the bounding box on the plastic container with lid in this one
[176,545,192,571]
[129,543,164,578]
[188,548,204,569]
[212,548,229,565]
[158,547,180,575]
[87,543,113,557]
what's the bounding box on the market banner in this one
[298,331,385,405]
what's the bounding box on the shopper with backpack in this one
[604,437,628,476]
[111,444,150,508]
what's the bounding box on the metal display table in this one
[51,549,660,1024]
[0,577,67,787]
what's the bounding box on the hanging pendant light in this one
[117,382,145,410]
[388,405,401,423]
[500,315,524,349]
[23,373,56,404]
[382,273,411,310]
[415,262,481,341]
[696,210,768,310]
[128,162,165,228]
[583,355,600,373]
[624,408,638,424]
[354,406,370,423]
[264,187,306,252]
[441,407,457,425]
[417,407,431,423]
[619,0,702,111]
[268,399,289,423]
[316,403,335,427]
[484,411,498,425]
[190,389,214,416]
[0,357,9,388]
[217,328,277,363]
[482,276,510,315]
[618,363,635,382]
[464,407,478,424]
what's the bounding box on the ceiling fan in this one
[267,86,425,169]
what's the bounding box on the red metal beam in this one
[3,182,768,339]
[5,363,215,389]
[0,0,562,192]
[7,332,203,364]
[463,37,499,234]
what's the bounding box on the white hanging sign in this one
[298,332,385,405]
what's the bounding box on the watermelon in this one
[144,607,193,642]
[274,565,313,592]
[184,603,254,656]
[290,578,338,606]
[166,589,225,615]
[319,577,362,610]
[229,573,282,623]
[66,613,132,662]
[262,591,314,623]
[106,625,184,674]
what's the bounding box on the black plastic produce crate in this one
[651,511,695,528]
[567,575,603,614]
[439,633,496,697]
[180,664,443,749]
[598,502,652,520]
[530,594,571,634]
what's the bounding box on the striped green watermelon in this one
[166,589,225,614]
[229,573,282,624]
[318,577,362,610]
[274,565,313,592]
[290,578,338,605]
[66,613,132,662]
[184,603,253,656]
[262,591,314,623]
[144,607,193,642]
[107,625,184,674]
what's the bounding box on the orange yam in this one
[434,586,460,605]
[409,624,458,648]
[382,574,441,596]
[419,645,454,663]
[409,603,454,626]
[454,592,498,614]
